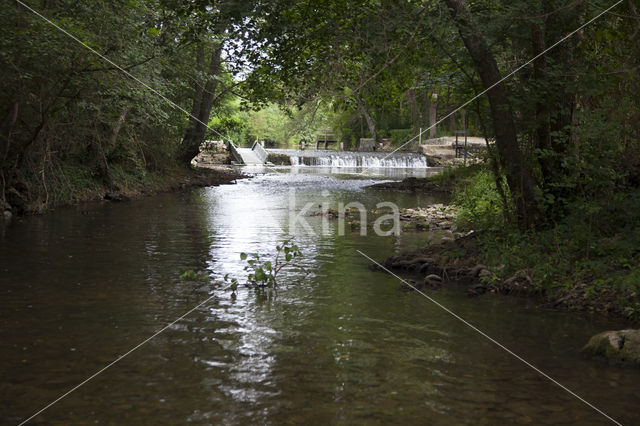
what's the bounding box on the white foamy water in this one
[269,149,428,168]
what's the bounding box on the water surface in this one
[1,168,638,425]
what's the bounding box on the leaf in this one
[240,253,248,260]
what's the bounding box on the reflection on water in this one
[1,168,638,425]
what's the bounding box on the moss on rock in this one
[582,329,640,366]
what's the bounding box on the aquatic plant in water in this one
[222,240,303,292]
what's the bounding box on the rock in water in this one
[424,274,443,289]
[582,329,640,366]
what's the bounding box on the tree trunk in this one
[446,88,457,134]
[406,88,420,133]
[184,45,205,144]
[354,94,379,143]
[428,91,437,139]
[547,2,579,153]
[179,43,223,165]
[444,0,540,227]
[108,106,131,153]
[532,16,554,185]
[449,111,457,134]
[1,100,19,167]
[94,106,132,186]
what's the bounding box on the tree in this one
[0,0,193,210]
[243,0,429,144]
[179,41,223,163]
[443,0,540,226]
[161,0,257,164]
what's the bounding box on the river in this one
[1,167,638,425]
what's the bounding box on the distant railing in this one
[251,141,269,164]
[226,140,244,164]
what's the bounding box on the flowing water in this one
[268,149,429,168]
[1,167,638,425]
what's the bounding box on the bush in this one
[475,191,640,314]
[453,168,510,231]
[389,128,415,146]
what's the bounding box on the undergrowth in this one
[7,150,184,213]
[452,164,640,317]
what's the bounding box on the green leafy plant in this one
[454,168,512,231]
[218,240,304,297]
[240,240,303,289]
[222,274,239,293]
[623,301,640,321]
[179,269,210,282]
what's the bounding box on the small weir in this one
[268,149,428,168]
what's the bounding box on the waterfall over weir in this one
[268,149,428,168]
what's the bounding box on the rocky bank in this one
[369,231,640,320]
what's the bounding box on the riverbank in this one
[372,232,640,320]
[368,166,640,323]
[2,165,246,217]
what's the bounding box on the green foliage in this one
[389,129,414,146]
[221,274,239,293]
[476,191,640,315]
[179,269,210,282]
[453,167,511,231]
[4,0,640,229]
[242,104,295,145]
[0,0,195,211]
[242,0,437,145]
[239,240,303,289]
[0,0,255,211]
[430,164,485,183]
[624,301,640,321]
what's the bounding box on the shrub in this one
[389,128,415,146]
[453,168,510,231]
